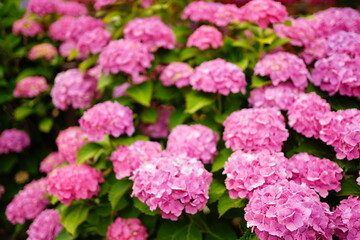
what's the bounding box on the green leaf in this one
[336,177,360,197]
[157,222,185,240]
[39,118,53,133]
[185,91,215,114]
[218,194,247,217]
[14,106,33,120]
[266,37,290,52]
[0,154,18,173]
[169,109,190,129]
[97,74,112,91]
[112,135,150,146]
[180,47,200,61]
[140,107,158,123]
[126,81,153,107]
[232,39,256,52]
[328,96,360,110]
[254,34,277,45]
[172,223,202,240]
[108,179,132,209]
[76,142,104,166]
[60,203,91,235]
[206,222,237,240]
[54,229,74,240]
[235,57,249,70]
[250,75,271,88]
[238,230,260,240]
[154,81,180,100]
[133,197,159,216]
[67,48,79,61]
[209,179,227,204]
[79,55,98,72]
[212,148,232,173]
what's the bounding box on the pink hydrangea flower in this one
[12,17,44,37]
[254,52,310,90]
[28,43,58,61]
[327,31,360,58]
[239,0,288,29]
[51,69,98,110]
[131,155,212,221]
[223,108,289,152]
[190,58,246,95]
[13,76,49,98]
[27,209,63,240]
[312,54,360,97]
[40,152,66,174]
[141,0,154,8]
[332,196,360,240]
[287,153,343,198]
[288,92,331,139]
[186,25,223,50]
[160,62,193,88]
[6,178,49,224]
[55,1,88,16]
[124,16,176,51]
[302,37,328,64]
[27,0,57,16]
[112,82,130,98]
[139,105,174,139]
[274,18,317,47]
[76,27,112,55]
[56,127,89,164]
[248,82,302,111]
[319,109,360,160]
[224,150,290,199]
[182,1,221,22]
[110,140,163,180]
[0,129,30,154]
[98,39,154,78]
[312,7,360,38]
[213,4,242,26]
[166,124,219,164]
[245,180,333,240]
[79,101,134,141]
[107,217,148,240]
[49,16,76,41]
[59,40,86,59]
[65,16,105,42]
[47,164,104,205]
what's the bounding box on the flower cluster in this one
[49,16,75,41]
[56,126,89,164]
[65,16,105,42]
[182,1,221,23]
[223,108,289,152]
[124,16,176,51]
[319,109,360,160]
[244,180,333,240]
[76,27,111,55]
[27,0,57,16]
[326,31,360,57]
[0,129,30,154]
[288,92,331,139]
[186,25,223,50]
[110,140,163,180]
[240,0,288,29]
[248,82,302,111]
[190,58,246,95]
[79,101,134,141]
[332,196,360,239]
[286,153,343,197]
[139,105,174,138]
[107,217,148,240]
[39,152,66,174]
[166,124,219,164]
[160,62,193,88]
[51,69,98,110]
[12,17,43,37]
[131,155,212,220]
[13,76,49,98]
[55,1,87,16]
[47,164,104,205]
[27,209,63,240]
[98,39,154,79]
[224,150,289,199]
[28,43,58,61]
[254,52,310,90]
[6,178,49,224]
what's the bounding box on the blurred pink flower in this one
[76,27,112,55]
[160,62,193,88]
[12,17,43,37]
[187,25,223,50]
[13,76,49,98]
[27,209,63,240]
[28,43,58,61]
[39,152,66,174]
[0,129,30,154]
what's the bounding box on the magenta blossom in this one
[12,17,43,37]
[187,25,223,50]
[0,129,30,154]
[27,0,57,16]
[160,62,193,88]
[28,43,58,61]
[49,16,76,41]
[55,1,88,16]
[39,152,66,174]
[27,209,63,240]
[76,27,112,55]
[107,217,148,240]
[182,1,221,22]
[13,76,49,98]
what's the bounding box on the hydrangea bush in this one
[1,0,360,239]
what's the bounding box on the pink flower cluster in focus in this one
[27,209,63,240]
[107,217,148,240]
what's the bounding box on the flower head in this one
[49,16,76,41]
[55,1,88,16]
[223,108,289,152]
[47,164,104,205]
[40,152,66,174]
[65,16,105,42]
[12,17,43,37]
[27,0,57,16]
[0,129,30,154]
[160,62,193,88]
[107,217,148,240]
[187,25,223,50]
[13,76,49,98]
[76,27,112,55]
[79,101,134,141]
[27,209,63,240]
[182,1,220,22]
[29,43,58,61]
